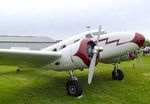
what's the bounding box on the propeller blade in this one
[135,50,144,69]
[98,25,102,33]
[88,53,97,84]
[137,53,144,69]
[96,25,101,45]
[87,25,103,84]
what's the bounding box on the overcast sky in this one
[0,0,150,40]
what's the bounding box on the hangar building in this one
[0,35,57,50]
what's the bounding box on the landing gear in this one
[66,79,82,97]
[66,70,82,97]
[112,64,124,80]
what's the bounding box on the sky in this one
[0,0,150,40]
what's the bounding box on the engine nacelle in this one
[46,38,97,70]
[101,52,136,64]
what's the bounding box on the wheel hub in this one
[69,85,76,94]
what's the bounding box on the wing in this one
[0,49,61,68]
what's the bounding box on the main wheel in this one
[112,69,124,80]
[66,80,83,97]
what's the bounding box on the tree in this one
[144,39,150,47]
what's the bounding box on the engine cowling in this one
[101,52,137,64]
[48,38,98,70]
[74,38,97,67]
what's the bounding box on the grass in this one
[0,55,150,104]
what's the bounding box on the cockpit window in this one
[52,48,57,51]
[92,31,107,36]
[92,32,99,36]
[86,34,93,38]
[74,39,80,43]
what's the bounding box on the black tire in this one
[66,80,83,97]
[112,69,124,80]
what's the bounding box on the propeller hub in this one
[93,46,103,53]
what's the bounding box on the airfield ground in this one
[0,55,150,104]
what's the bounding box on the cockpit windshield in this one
[92,31,107,36]
[92,32,99,36]
[86,33,93,38]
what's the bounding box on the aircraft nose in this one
[132,32,145,48]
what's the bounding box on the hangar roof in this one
[0,35,56,43]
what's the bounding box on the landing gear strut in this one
[66,70,82,97]
[112,64,124,80]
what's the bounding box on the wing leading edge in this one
[0,49,61,68]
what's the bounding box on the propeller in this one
[132,50,144,69]
[135,50,144,69]
[88,25,103,84]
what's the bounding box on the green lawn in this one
[0,56,150,104]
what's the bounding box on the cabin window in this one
[61,45,66,49]
[52,48,57,51]
[74,39,80,43]
[86,34,93,38]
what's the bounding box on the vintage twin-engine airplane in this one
[0,27,145,97]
